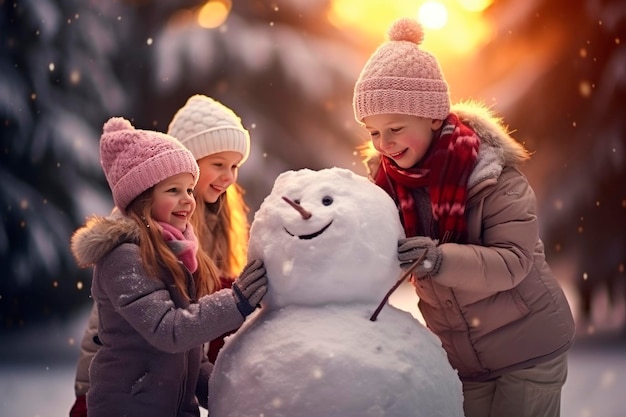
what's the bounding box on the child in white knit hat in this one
[69,116,266,417]
[354,17,574,417]
[168,94,251,280]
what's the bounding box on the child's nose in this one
[379,133,395,148]
[220,170,235,184]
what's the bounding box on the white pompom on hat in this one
[100,117,199,212]
[353,17,450,123]
[167,95,251,164]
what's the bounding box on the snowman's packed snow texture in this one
[209,167,464,417]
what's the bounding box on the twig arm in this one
[369,250,428,321]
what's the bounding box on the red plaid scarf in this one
[374,113,480,243]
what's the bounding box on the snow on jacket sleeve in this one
[435,168,538,292]
[94,243,244,353]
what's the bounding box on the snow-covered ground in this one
[1,280,624,417]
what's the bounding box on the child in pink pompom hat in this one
[99,117,200,212]
[354,17,574,417]
[353,17,450,123]
[69,117,267,417]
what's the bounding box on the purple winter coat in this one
[71,214,244,416]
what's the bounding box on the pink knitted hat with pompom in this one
[353,17,450,122]
[100,117,200,212]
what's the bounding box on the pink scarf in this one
[374,113,480,243]
[158,222,199,273]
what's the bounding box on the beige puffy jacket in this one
[367,102,575,381]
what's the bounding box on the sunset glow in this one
[328,0,494,57]
[419,1,448,29]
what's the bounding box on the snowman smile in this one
[284,221,333,240]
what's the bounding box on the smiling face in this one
[281,196,333,240]
[274,181,350,252]
[363,114,443,169]
[248,168,405,309]
[195,151,243,204]
[151,172,196,232]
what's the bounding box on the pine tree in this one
[0,0,363,329]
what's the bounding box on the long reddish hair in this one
[191,182,250,283]
[126,189,221,300]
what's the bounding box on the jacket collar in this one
[71,209,141,268]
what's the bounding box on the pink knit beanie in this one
[168,95,250,164]
[353,17,450,123]
[100,117,200,212]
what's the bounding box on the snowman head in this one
[248,167,405,309]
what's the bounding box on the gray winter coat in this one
[71,214,244,417]
[368,102,575,382]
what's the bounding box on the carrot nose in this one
[282,196,312,219]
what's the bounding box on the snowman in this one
[209,167,464,417]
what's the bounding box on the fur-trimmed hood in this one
[453,101,530,167]
[71,209,141,268]
[363,101,531,187]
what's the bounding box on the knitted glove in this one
[398,236,443,279]
[69,394,87,417]
[232,259,268,317]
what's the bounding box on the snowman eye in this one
[294,199,301,205]
[321,196,333,206]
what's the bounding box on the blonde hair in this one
[191,182,250,283]
[127,189,221,300]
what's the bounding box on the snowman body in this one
[209,168,464,417]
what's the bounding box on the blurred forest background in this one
[1,0,624,339]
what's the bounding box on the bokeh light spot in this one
[198,0,231,29]
[70,70,81,84]
[579,80,592,98]
[418,1,448,29]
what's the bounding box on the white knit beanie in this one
[167,95,251,164]
[353,18,450,123]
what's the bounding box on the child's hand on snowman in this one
[232,259,268,317]
[398,236,442,280]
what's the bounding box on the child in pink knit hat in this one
[69,97,256,417]
[69,117,267,417]
[354,17,574,417]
